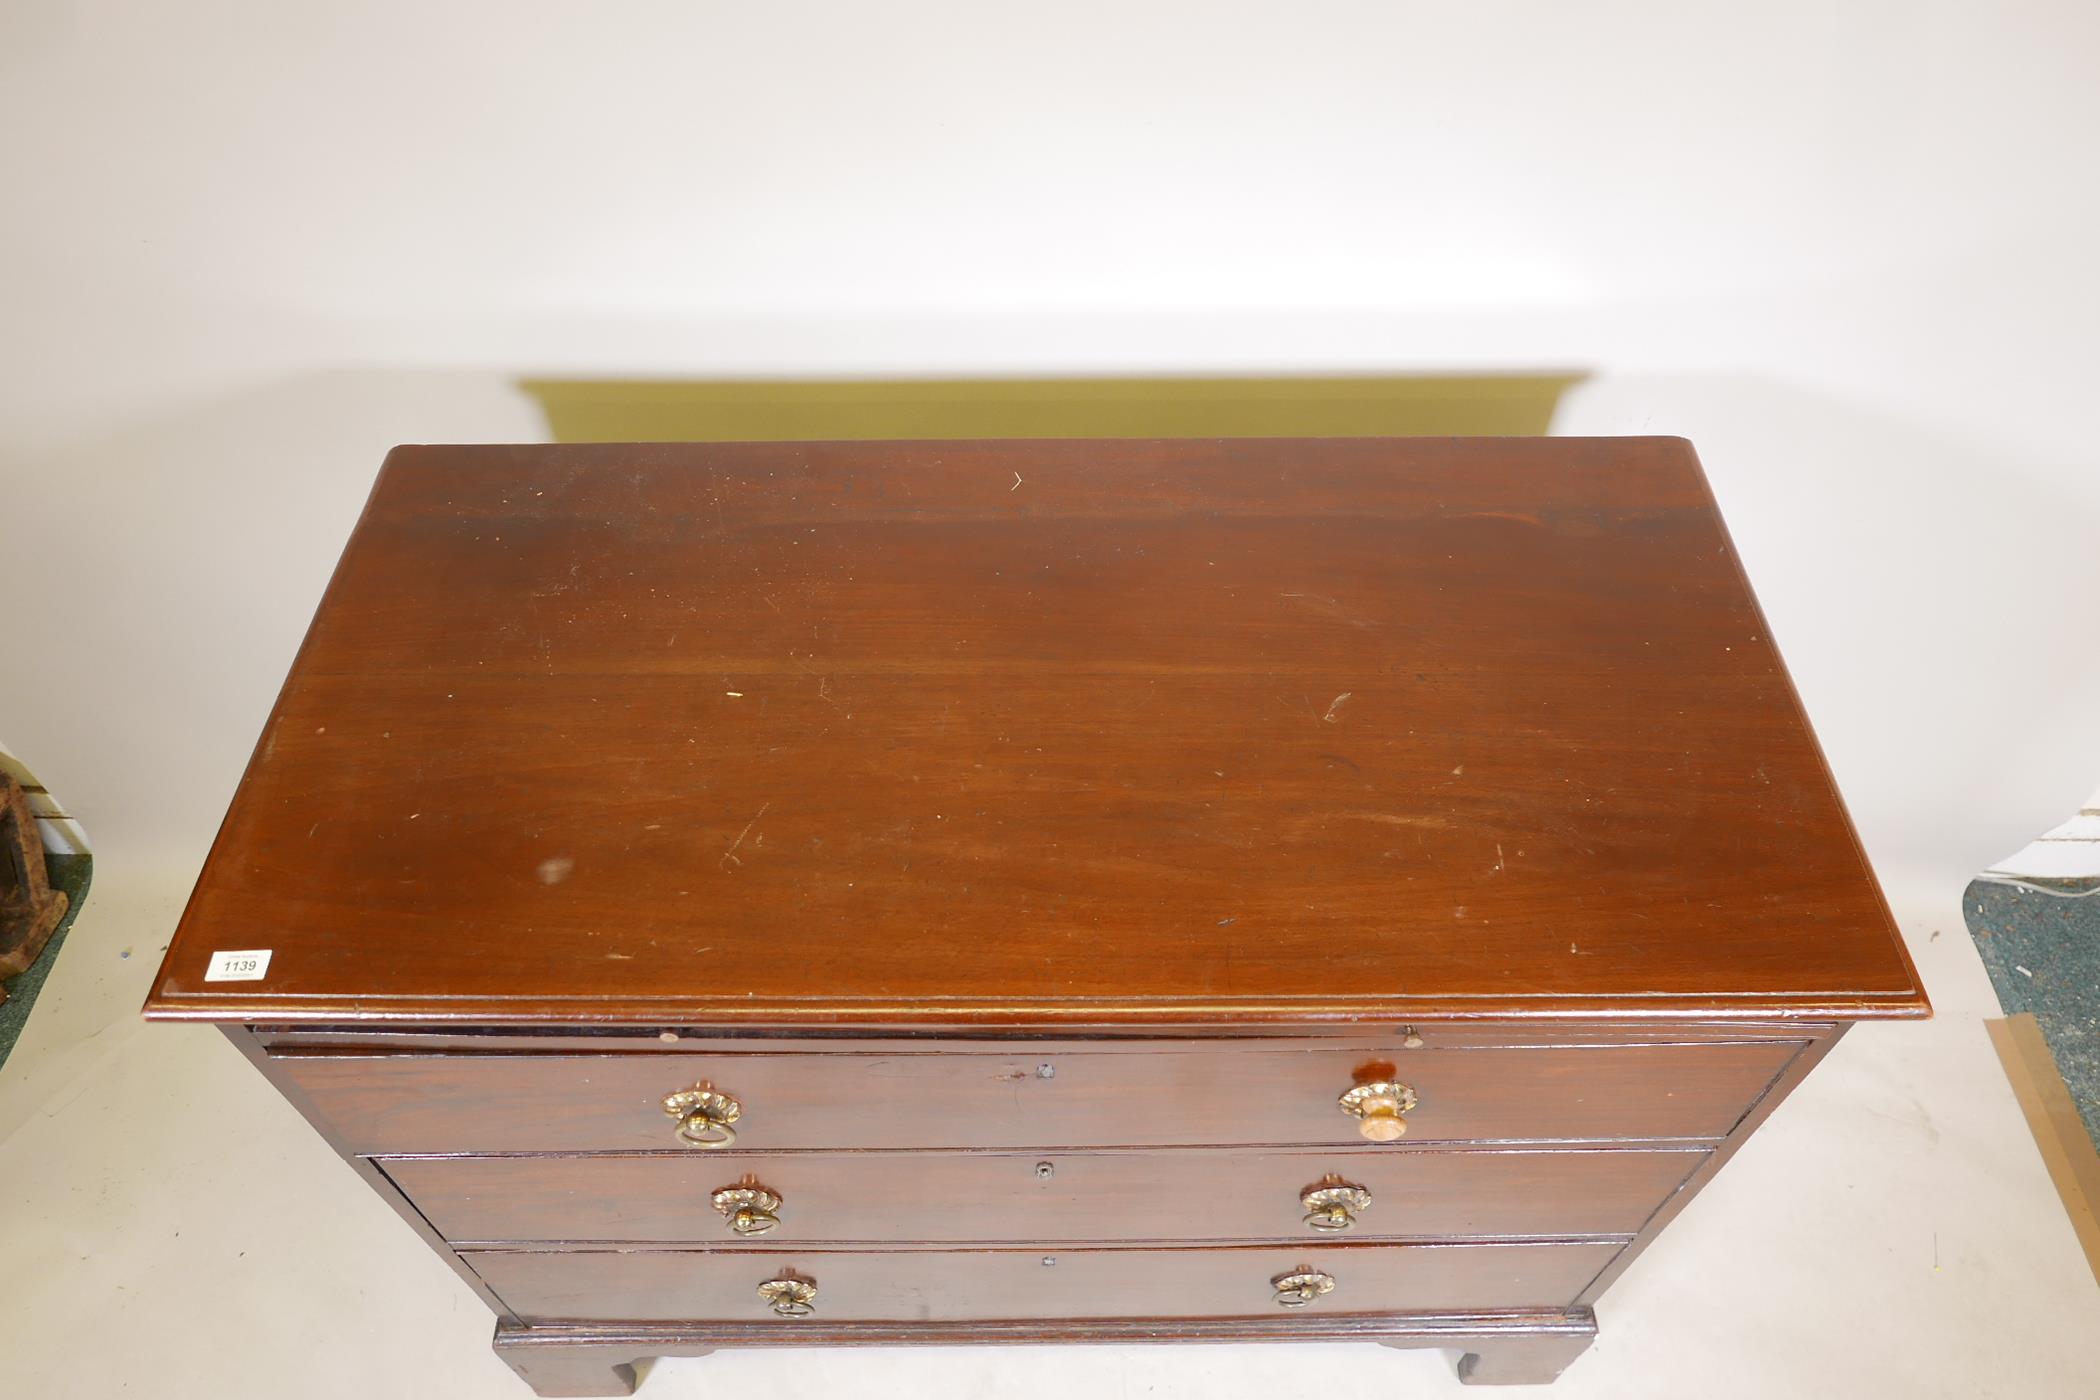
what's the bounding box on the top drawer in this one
[274,1038,1800,1154]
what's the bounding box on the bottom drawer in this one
[464,1240,1622,1324]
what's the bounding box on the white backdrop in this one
[6,3,2096,896]
[4,7,2100,1399]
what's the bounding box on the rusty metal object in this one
[0,773,69,993]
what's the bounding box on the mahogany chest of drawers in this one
[145,437,1928,1394]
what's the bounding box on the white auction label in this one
[204,949,273,982]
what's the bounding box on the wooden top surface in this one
[146,438,1926,1026]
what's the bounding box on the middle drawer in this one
[384,1144,1703,1246]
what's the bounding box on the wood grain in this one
[276,1039,1800,1153]
[385,1143,1704,1246]
[248,1021,1820,1053]
[144,438,1924,1027]
[463,1239,1624,1324]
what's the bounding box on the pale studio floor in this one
[2,861,2096,1399]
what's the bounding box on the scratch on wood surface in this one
[720,802,770,872]
[1281,592,1376,628]
[1319,812,1451,830]
[1494,843,1506,873]
[1011,471,1023,491]
[1322,692,1353,724]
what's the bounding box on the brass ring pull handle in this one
[1337,1080,1418,1141]
[1271,1268,1337,1308]
[662,1082,742,1148]
[757,1273,818,1318]
[711,1184,784,1236]
[1300,1179,1373,1232]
